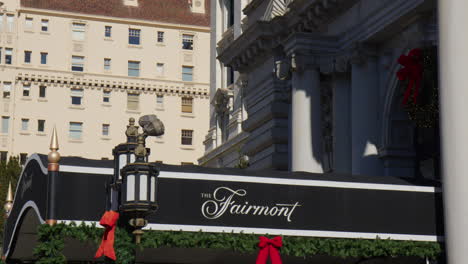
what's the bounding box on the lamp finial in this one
[48,126,61,171]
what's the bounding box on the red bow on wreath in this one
[255,236,283,264]
[396,48,423,105]
[95,210,119,261]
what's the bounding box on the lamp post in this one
[115,115,164,243]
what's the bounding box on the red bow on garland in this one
[396,48,423,105]
[255,236,283,264]
[95,210,120,261]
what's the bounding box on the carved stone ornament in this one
[275,59,292,80]
[138,115,165,137]
[125,117,139,142]
[212,88,231,115]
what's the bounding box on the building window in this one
[24,51,31,63]
[21,118,29,131]
[181,97,193,113]
[128,61,140,77]
[156,63,164,76]
[23,84,30,97]
[25,17,33,30]
[71,89,83,105]
[156,95,164,108]
[105,26,112,37]
[127,93,139,110]
[102,124,110,136]
[20,153,28,165]
[182,34,194,50]
[69,122,83,140]
[37,119,45,132]
[129,28,141,45]
[0,152,7,163]
[3,82,11,98]
[7,14,14,32]
[103,90,111,103]
[182,66,193,82]
[181,129,193,145]
[157,31,164,43]
[71,56,84,72]
[104,58,111,70]
[1,116,9,134]
[40,52,48,65]
[72,22,85,41]
[39,85,46,98]
[41,19,49,32]
[5,48,12,65]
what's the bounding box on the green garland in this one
[31,223,442,263]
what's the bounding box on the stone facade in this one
[0,0,211,164]
[206,0,439,177]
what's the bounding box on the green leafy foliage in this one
[33,224,442,263]
[0,157,22,239]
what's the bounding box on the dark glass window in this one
[105,26,112,37]
[24,51,31,63]
[39,86,46,98]
[129,29,141,45]
[40,52,48,64]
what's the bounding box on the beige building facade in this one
[0,0,210,165]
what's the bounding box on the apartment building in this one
[0,0,210,165]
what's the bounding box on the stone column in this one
[332,73,351,173]
[350,51,382,176]
[439,2,468,263]
[290,53,323,172]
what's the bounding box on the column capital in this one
[291,52,318,73]
[348,42,378,66]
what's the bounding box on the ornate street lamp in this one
[109,118,150,211]
[119,115,164,243]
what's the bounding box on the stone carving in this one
[138,115,165,137]
[125,118,139,142]
[213,88,231,115]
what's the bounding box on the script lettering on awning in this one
[201,187,301,222]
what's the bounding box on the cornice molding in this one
[15,73,209,97]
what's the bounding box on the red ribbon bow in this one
[396,48,423,105]
[255,236,283,264]
[95,210,119,261]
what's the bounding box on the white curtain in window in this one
[71,89,83,97]
[3,83,11,93]
[7,15,14,32]
[72,23,85,40]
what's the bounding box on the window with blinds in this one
[105,26,112,37]
[69,122,83,140]
[103,90,111,103]
[1,116,9,134]
[181,97,193,113]
[104,58,111,70]
[181,129,193,145]
[182,66,193,82]
[41,19,48,32]
[102,124,110,136]
[128,61,140,77]
[25,17,33,30]
[71,56,84,72]
[182,34,194,50]
[21,119,29,131]
[127,93,139,110]
[72,23,85,41]
[3,82,11,98]
[71,89,83,105]
[23,84,30,97]
[7,15,14,32]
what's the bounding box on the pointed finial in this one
[50,126,59,151]
[48,126,61,171]
[6,182,12,203]
[4,182,13,217]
